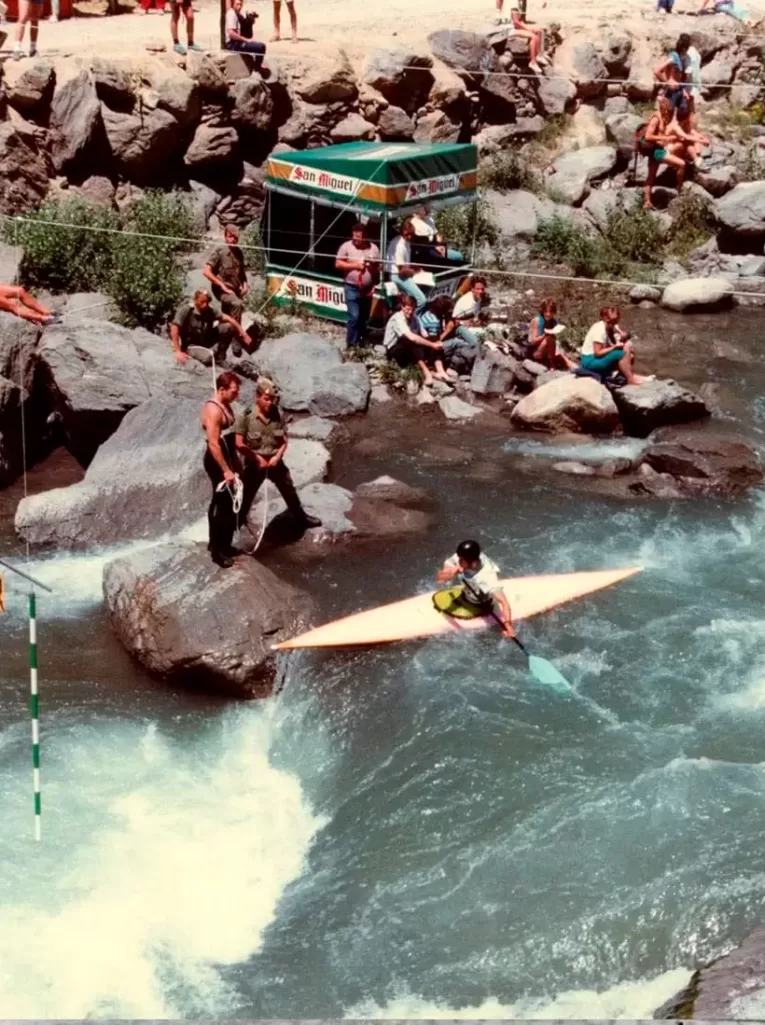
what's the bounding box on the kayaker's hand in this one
[502,622,516,639]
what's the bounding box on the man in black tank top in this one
[200,370,242,568]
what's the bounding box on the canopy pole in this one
[0,557,53,593]
[29,591,41,841]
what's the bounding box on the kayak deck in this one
[273,566,642,651]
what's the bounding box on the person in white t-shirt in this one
[581,306,651,384]
[410,205,465,268]
[435,539,514,638]
[383,294,447,386]
[439,276,489,374]
[386,219,427,308]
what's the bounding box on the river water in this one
[2,307,765,1018]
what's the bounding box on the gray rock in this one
[91,56,133,111]
[0,242,22,285]
[188,180,221,232]
[629,283,662,303]
[552,144,618,182]
[739,255,765,276]
[427,29,496,77]
[470,348,520,394]
[485,188,555,238]
[370,383,393,403]
[377,105,415,140]
[330,112,376,143]
[661,276,735,312]
[103,542,314,699]
[184,124,239,169]
[438,395,483,420]
[102,106,179,183]
[354,474,431,507]
[186,51,229,97]
[230,75,273,131]
[697,163,738,198]
[553,460,596,476]
[49,63,103,174]
[601,32,632,77]
[413,109,461,144]
[255,333,370,415]
[74,175,116,208]
[536,74,577,116]
[0,122,50,214]
[603,95,633,116]
[282,438,331,488]
[511,376,620,434]
[62,291,117,322]
[605,112,643,160]
[288,415,337,441]
[428,65,469,113]
[716,181,765,238]
[15,398,211,548]
[3,58,55,116]
[295,51,357,104]
[363,48,434,113]
[613,379,710,437]
[700,55,736,96]
[551,40,608,99]
[639,428,763,498]
[147,65,200,126]
[35,318,209,464]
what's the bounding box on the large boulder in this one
[49,63,103,175]
[146,65,201,126]
[183,125,239,170]
[103,543,314,699]
[0,376,25,486]
[427,29,496,78]
[612,379,709,437]
[413,109,461,144]
[548,146,617,205]
[35,319,210,464]
[295,52,357,104]
[715,181,765,240]
[102,106,179,183]
[470,347,520,394]
[551,40,608,99]
[537,75,577,116]
[254,334,370,415]
[362,48,434,114]
[0,122,50,214]
[485,188,555,238]
[330,113,376,143]
[377,105,415,140]
[90,56,134,111]
[230,75,274,131]
[601,31,632,77]
[510,375,620,434]
[428,66,469,113]
[15,398,210,548]
[660,276,735,312]
[605,112,643,160]
[636,427,764,498]
[3,58,55,117]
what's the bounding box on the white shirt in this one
[410,213,437,240]
[687,45,702,98]
[386,235,410,275]
[453,291,480,321]
[444,553,502,604]
[581,320,609,356]
[383,309,415,350]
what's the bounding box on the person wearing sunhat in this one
[234,376,322,536]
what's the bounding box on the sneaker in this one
[529,60,543,74]
[173,41,186,54]
[211,551,233,568]
[12,46,22,59]
[187,42,202,50]
[28,46,37,56]
[538,53,550,65]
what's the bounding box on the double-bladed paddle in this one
[490,611,572,693]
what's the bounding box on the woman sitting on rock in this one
[418,294,479,379]
[639,93,690,209]
[580,306,652,386]
[527,298,576,370]
[668,96,710,166]
[384,294,451,388]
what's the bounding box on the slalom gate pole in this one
[29,591,41,841]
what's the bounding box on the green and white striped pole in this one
[29,591,41,842]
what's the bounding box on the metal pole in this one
[0,557,53,593]
[29,591,41,842]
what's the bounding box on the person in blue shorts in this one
[580,306,652,385]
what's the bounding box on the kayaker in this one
[435,539,515,638]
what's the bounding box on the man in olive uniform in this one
[204,225,248,326]
[170,289,251,365]
[235,377,322,532]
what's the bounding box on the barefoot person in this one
[272,0,297,41]
[384,294,448,387]
[0,285,58,325]
[527,297,576,370]
[580,306,651,385]
[435,539,515,639]
[201,371,242,569]
[639,95,689,209]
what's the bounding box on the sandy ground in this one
[11,0,765,69]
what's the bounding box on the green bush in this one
[604,197,665,265]
[435,199,498,260]
[478,150,540,193]
[108,190,202,329]
[6,197,119,293]
[532,215,614,277]
[239,219,265,276]
[667,190,716,258]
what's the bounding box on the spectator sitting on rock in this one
[386,218,427,310]
[224,0,266,63]
[204,225,250,329]
[527,298,576,370]
[669,95,710,166]
[417,295,461,381]
[384,294,450,388]
[170,289,252,366]
[638,94,689,209]
[580,306,652,386]
[439,275,489,374]
[654,34,693,114]
[506,7,547,74]
[410,205,465,268]
[0,284,59,325]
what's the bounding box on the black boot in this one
[298,511,322,529]
[211,549,234,568]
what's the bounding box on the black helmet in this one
[456,539,481,563]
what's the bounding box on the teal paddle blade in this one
[527,655,572,693]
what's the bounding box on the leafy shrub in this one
[7,197,119,294]
[478,150,541,193]
[435,199,499,261]
[240,219,265,276]
[604,197,665,265]
[532,215,614,277]
[108,190,202,329]
[667,190,716,258]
